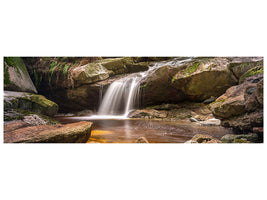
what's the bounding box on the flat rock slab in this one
[4,121,92,143]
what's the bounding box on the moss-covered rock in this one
[4,91,58,116]
[221,133,259,143]
[4,57,37,93]
[239,66,263,84]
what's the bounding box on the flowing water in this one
[89,58,194,119]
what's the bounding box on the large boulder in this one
[4,57,37,93]
[221,133,259,143]
[209,74,263,119]
[141,57,238,106]
[4,121,92,143]
[4,91,58,116]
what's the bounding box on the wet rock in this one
[190,117,198,122]
[129,109,167,119]
[135,137,149,143]
[198,118,221,126]
[221,133,259,143]
[4,91,58,116]
[23,114,50,126]
[185,134,222,143]
[4,121,93,143]
[4,57,37,93]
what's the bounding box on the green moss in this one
[171,75,176,83]
[29,94,57,108]
[4,63,11,85]
[209,99,225,106]
[240,66,263,82]
[187,62,200,74]
[4,57,28,74]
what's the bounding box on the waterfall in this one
[89,58,193,119]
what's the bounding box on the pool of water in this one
[55,116,234,143]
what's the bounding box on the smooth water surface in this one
[56,117,233,143]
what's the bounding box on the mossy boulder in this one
[141,57,238,106]
[228,57,263,79]
[4,91,58,116]
[4,57,37,93]
[239,66,263,84]
[221,133,259,143]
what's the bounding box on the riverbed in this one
[55,117,233,143]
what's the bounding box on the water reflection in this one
[56,117,234,143]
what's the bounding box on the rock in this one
[135,137,149,143]
[203,96,216,104]
[129,109,167,119]
[221,133,259,143]
[4,57,37,93]
[185,134,222,143]
[141,57,238,106]
[23,114,51,126]
[209,74,263,119]
[190,117,198,122]
[198,118,221,126]
[239,66,263,84]
[71,62,109,86]
[228,57,263,79]
[4,121,93,143]
[76,109,94,116]
[4,91,58,116]
[221,110,263,134]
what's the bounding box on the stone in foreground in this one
[185,134,222,143]
[4,121,93,143]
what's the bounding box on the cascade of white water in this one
[91,58,193,119]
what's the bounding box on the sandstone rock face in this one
[4,91,58,116]
[4,57,37,93]
[4,121,93,143]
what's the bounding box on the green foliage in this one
[62,64,70,75]
[33,69,42,88]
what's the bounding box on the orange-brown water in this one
[55,117,234,143]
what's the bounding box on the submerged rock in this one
[185,134,222,143]
[135,137,149,143]
[4,121,93,143]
